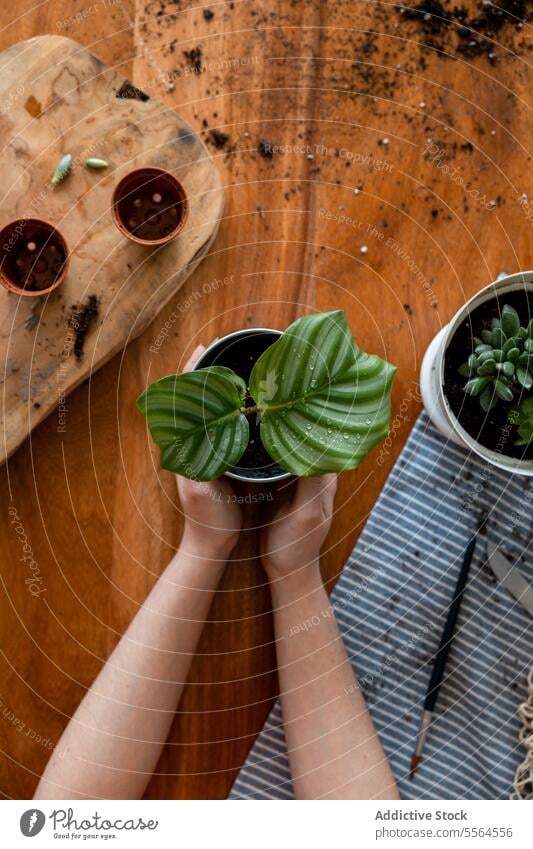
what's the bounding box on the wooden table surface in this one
[0,0,531,799]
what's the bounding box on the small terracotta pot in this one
[0,218,69,297]
[111,167,188,246]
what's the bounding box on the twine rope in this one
[512,665,533,800]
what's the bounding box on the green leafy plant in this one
[459,304,533,412]
[509,397,533,446]
[137,310,396,481]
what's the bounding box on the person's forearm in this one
[35,541,227,800]
[270,565,399,800]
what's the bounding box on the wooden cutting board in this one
[0,35,224,464]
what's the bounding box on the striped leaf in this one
[137,366,248,480]
[249,311,396,476]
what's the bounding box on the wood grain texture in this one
[0,34,223,463]
[0,0,532,799]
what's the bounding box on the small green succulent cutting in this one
[85,158,109,170]
[459,304,533,412]
[509,398,533,446]
[137,310,396,481]
[51,153,73,185]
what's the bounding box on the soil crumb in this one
[398,0,531,62]
[115,80,150,102]
[402,0,452,34]
[258,138,275,158]
[183,47,203,74]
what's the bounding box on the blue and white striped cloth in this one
[230,413,533,800]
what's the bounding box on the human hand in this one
[177,476,242,559]
[177,344,243,559]
[261,474,337,586]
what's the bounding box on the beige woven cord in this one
[511,665,533,800]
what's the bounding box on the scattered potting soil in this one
[115,80,150,102]
[401,0,452,34]
[443,289,533,460]
[1,223,67,292]
[209,129,229,149]
[183,47,203,74]
[69,295,100,360]
[398,0,531,63]
[198,331,287,479]
[468,0,528,33]
[138,0,530,158]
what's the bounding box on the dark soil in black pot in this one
[197,330,288,480]
[444,289,533,460]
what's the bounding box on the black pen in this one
[409,535,477,779]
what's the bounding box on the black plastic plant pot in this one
[194,328,292,483]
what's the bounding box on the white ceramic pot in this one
[420,270,533,476]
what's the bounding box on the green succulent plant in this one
[459,304,533,412]
[51,153,72,186]
[509,397,533,446]
[137,310,396,481]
